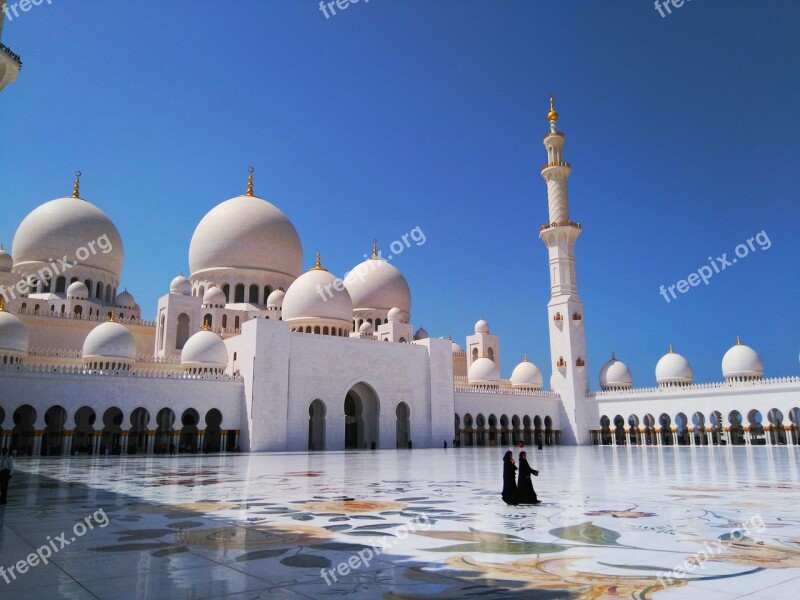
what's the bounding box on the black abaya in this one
[502,459,518,505]
[517,457,539,504]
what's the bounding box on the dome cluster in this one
[600,338,767,390]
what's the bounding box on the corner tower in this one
[539,95,590,445]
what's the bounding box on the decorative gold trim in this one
[72,170,82,198]
[371,238,378,259]
[246,166,254,196]
[311,251,328,272]
[108,310,116,322]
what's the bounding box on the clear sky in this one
[1,0,798,387]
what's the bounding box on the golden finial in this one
[72,171,82,198]
[246,166,254,196]
[448,332,452,340]
[669,344,674,354]
[737,335,742,345]
[202,316,211,331]
[0,297,5,312]
[611,351,616,360]
[547,93,558,122]
[523,353,528,362]
[311,251,327,271]
[371,238,378,259]
[108,310,116,322]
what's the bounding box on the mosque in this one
[1,97,798,456]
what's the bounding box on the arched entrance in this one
[344,382,379,449]
[12,405,37,455]
[129,408,150,455]
[73,406,96,454]
[205,409,222,452]
[308,399,326,451]
[180,408,199,452]
[396,402,410,449]
[43,405,67,456]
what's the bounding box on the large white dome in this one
[0,307,29,357]
[12,196,124,277]
[511,356,543,389]
[181,329,228,370]
[656,346,693,386]
[468,356,500,385]
[82,321,136,362]
[282,261,353,325]
[722,338,764,380]
[344,256,411,314]
[599,355,633,390]
[188,194,303,279]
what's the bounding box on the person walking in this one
[501,450,518,506]
[0,448,14,505]
[517,451,541,504]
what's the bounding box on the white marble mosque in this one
[1,96,799,457]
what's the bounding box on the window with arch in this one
[222,314,228,328]
[234,316,240,329]
[222,284,230,302]
[176,313,190,349]
[249,284,259,303]
[55,277,67,293]
[487,347,495,361]
[234,284,245,303]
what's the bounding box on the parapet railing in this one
[590,376,800,398]
[0,43,22,68]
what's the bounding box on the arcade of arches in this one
[454,413,560,447]
[0,405,240,456]
[592,408,800,446]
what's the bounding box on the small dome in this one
[0,245,12,271]
[115,290,135,309]
[181,329,228,370]
[170,275,192,295]
[282,258,353,326]
[203,286,227,307]
[599,355,633,390]
[474,319,489,334]
[267,288,285,308]
[359,321,374,334]
[414,327,428,340]
[468,356,500,385]
[722,337,764,380]
[511,356,543,389]
[451,341,464,353]
[387,306,403,323]
[66,281,89,299]
[82,320,136,362]
[0,307,29,357]
[656,346,693,386]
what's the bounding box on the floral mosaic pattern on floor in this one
[1,446,799,599]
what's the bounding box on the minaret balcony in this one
[556,357,567,369]
[0,43,22,93]
[539,221,581,233]
[541,161,570,171]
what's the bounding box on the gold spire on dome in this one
[311,251,327,271]
[669,344,674,354]
[737,335,742,345]
[371,238,378,259]
[0,297,5,312]
[523,353,529,362]
[202,316,211,331]
[72,171,82,198]
[108,310,116,322]
[246,166,254,196]
[611,351,616,360]
[547,93,558,122]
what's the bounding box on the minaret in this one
[539,95,590,445]
[0,10,22,93]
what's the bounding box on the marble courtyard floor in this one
[1,446,800,599]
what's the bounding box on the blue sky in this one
[1,0,798,387]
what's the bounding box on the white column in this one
[146,431,155,454]
[33,431,43,456]
[62,431,73,456]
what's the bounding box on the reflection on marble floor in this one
[2,446,800,599]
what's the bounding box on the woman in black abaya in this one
[501,450,518,506]
[517,451,541,504]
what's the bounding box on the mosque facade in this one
[1,100,798,455]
